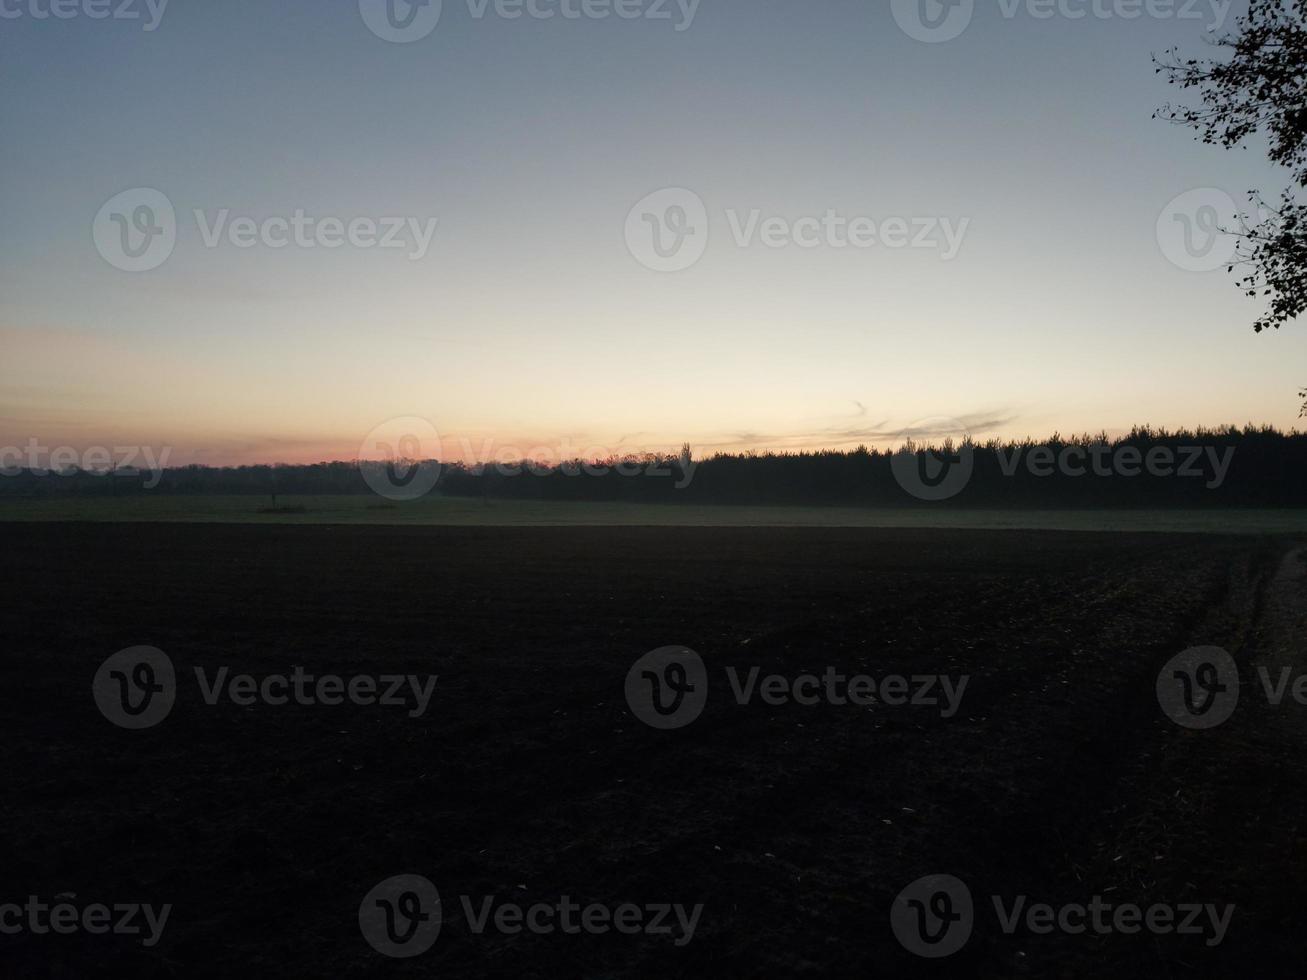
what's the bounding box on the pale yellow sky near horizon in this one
[3,316,1303,468]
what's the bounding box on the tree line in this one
[4,425,1305,508]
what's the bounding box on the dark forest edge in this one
[4,425,1305,509]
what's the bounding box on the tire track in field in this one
[422,548,1244,975]
[1010,542,1307,978]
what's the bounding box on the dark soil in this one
[2,523,1305,978]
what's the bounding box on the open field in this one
[4,493,1307,534]
[4,523,1307,977]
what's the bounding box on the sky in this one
[3,0,1304,467]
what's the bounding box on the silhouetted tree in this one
[12,428,1304,507]
[1156,1,1307,411]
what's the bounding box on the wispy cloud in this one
[690,410,1018,453]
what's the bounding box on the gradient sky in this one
[3,0,1303,466]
